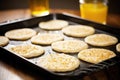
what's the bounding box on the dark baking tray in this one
[0,13,120,80]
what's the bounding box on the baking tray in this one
[0,13,120,80]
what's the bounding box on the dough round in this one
[5,28,36,40]
[78,48,116,64]
[52,40,88,53]
[31,33,64,45]
[116,43,120,52]
[37,53,80,72]
[85,34,118,47]
[0,36,9,46]
[9,44,44,58]
[62,25,95,37]
[39,20,69,30]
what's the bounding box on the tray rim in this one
[0,13,120,80]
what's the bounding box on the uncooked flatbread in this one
[62,25,95,37]
[0,36,9,46]
[5,28,36,40]
[85,34,118,47]
[9,44,44,58]
[116,43,120,52]
[39,20,69,30]
[31,33,64,45]
[78,48,116,64]
[37,53,80,72]
[52,40,88,53]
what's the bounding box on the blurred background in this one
[0,0,120,28]
[0,0,79,10]
[0,0,120,14]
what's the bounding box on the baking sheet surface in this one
[0,13,120,77]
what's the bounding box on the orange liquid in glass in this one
[80,3,108,24]
[30,0,49,16]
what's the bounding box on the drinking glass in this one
[30,0,49,17]
[79,0,108,24]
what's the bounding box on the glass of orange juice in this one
[79,0,108,24]
[30,0,49,17]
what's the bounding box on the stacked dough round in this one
[52,40,88,53]
[78,48,116,64]
[31,33,64,45]
[85,34,118,47]
[9,44,44,58]
[116,43,120,52]
[39,20,69,30]
[0,36,9,46]
[62,25,95,37]
[5,28,36,40]
[37,53,80,72]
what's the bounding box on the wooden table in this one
[0,9,120,80]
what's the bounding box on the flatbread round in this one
[9,44,44,58]
[39,20,69,30]
[37,53,80,72]
[62,25,95,37]
[5,28,36,40]
[78,48,116,64]
[52,40,88,53]
[0,36,9,46]
[116,43,120,52]
[85,34,118,47]
[31,33,64,45]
